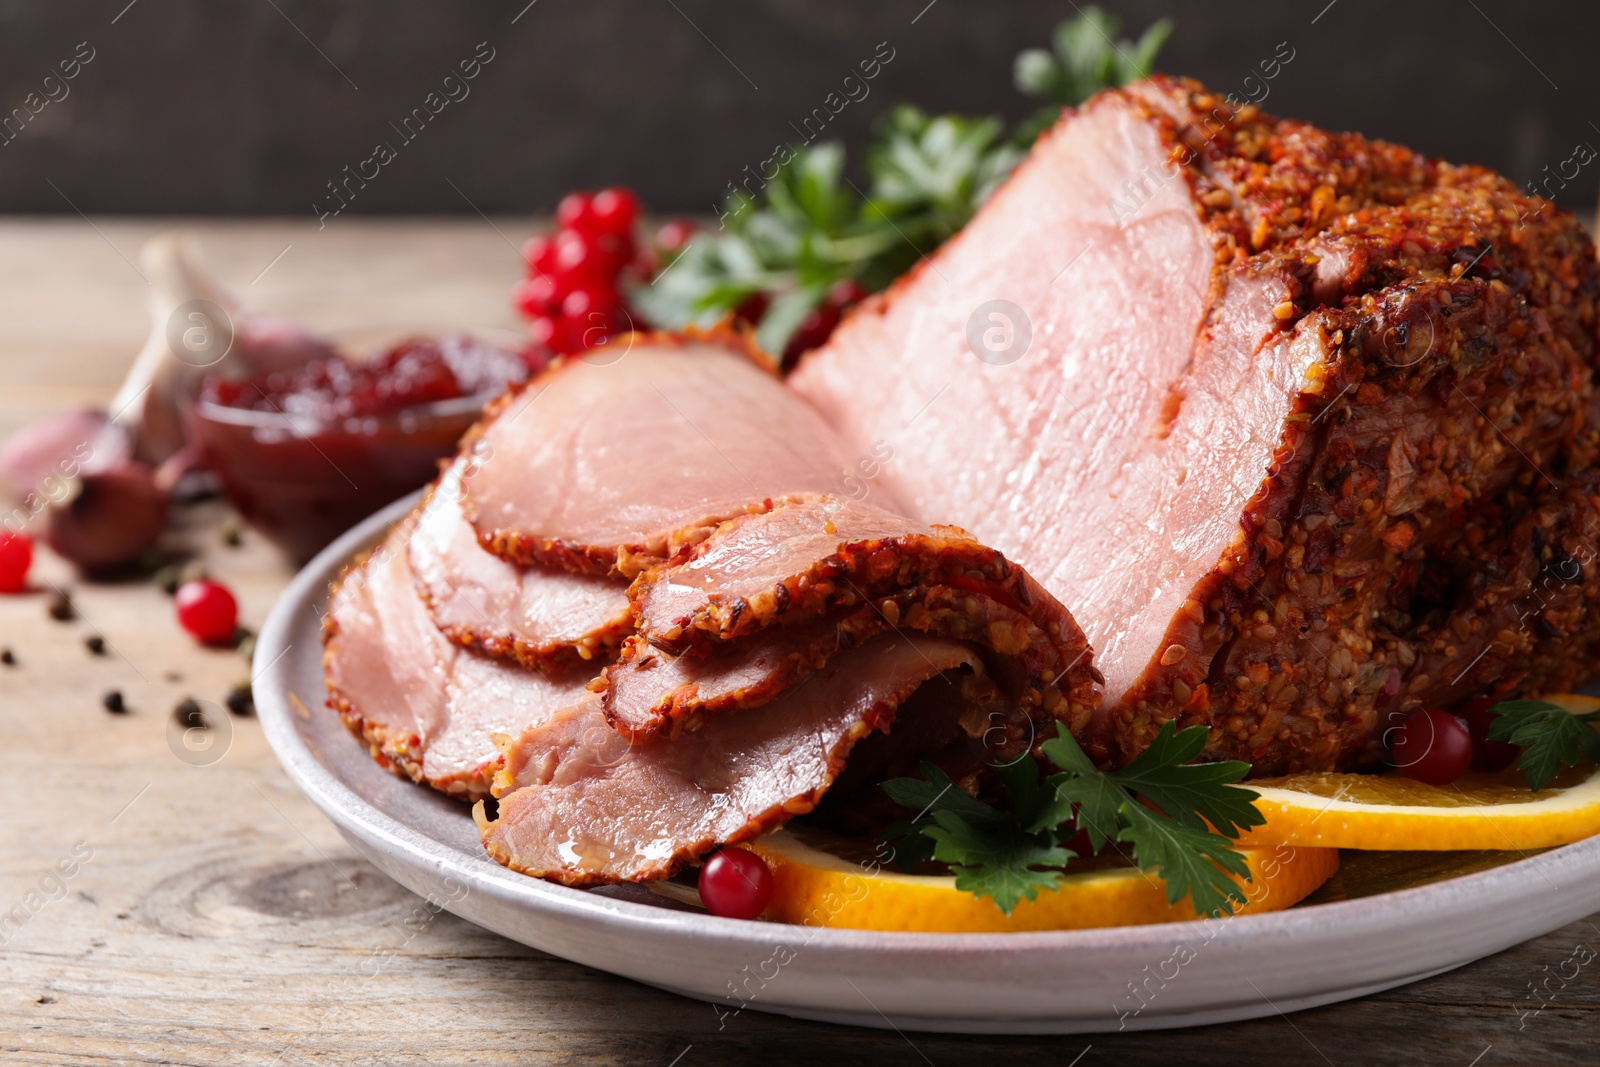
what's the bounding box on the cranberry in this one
[698,847,773,920]
[554,191,597,235]
[513,275,559,318]
[560,278,617,323]
[655,218,696,253]
[1389,708,1474,785]
[825,278,870,309]
[521,234,557,276]
[174,578,238,645]
[526,314,561,352]
[589,186,639,236]
[1458,695,1521,772]
[783,303,842,365]
[552,229,622,286]
[732,291,769,326]
[0,531,32,593]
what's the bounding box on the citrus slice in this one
[1238,694,1600,851]
[744,827,1337,933]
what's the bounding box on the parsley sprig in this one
[878,721,1264,917]
[1488,700,1600,791]
[629,8,1171,357]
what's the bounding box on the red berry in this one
[825,278,870,309]
[552,229,623,286]
[560,278,617,322]
[526,314,561,351]
[555,191,597,234]
[590,186,639,236]
[0,531,32,593]
[697,847,773,920]
[513,275,560,318]
[783,303,842,364]
[1458,695,1521,772]
[1389,708,1474,785]
[732,291,769,326]
[174,578,238,645]
[521,234,557,276]
[655,219,696,253]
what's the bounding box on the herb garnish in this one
[878,721,1264,917]
[1487,699,1600,791]
[629,7,1172,357]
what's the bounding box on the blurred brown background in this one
[0,0,1593,217]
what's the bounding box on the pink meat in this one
[323,524,593,800]
[477,633,982,885]
[409,458,631,667]
[459,336,871,575]
[791,78,1599,771]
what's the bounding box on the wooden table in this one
[2,219,1598,1066]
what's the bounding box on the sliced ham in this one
[324,524,594,800]
[410,458,631,667]
[609,494,1100,742]
[476,633,982,885]
[459,335,868,576]
[790,77,1599,772]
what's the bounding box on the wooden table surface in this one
[3,219,1599,1066]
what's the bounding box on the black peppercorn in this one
[103,690,126,714]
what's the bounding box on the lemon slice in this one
[1238,694,1600,851]
[744,827,1337,933]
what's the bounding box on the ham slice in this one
[459,336,868,576]
[410,458,631,667]
[609,494,1100,742]
[791,77,1599,772]
[324,524,594,800]
[476,633,982,885]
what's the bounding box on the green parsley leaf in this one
[1487,699,1600,792]
[1109,721,1264,838]
[924,810,1072,913]
[1116,799,1250,916]
[877,722,1262,918]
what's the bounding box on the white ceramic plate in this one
[254,493,1600,1034]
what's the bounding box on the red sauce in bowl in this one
[189,334,544,563]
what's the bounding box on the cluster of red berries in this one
[1389,697,1520,785]
[513,187,656,356]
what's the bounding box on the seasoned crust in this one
[1090,82,1600,773]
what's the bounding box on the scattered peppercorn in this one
[85,635,106,656]
[163,671,183,683]
[221,521,243,548]
[236,629,256,660]
[225,683,255,717]
[103,690,126,714]
[47,591,75,622]
[154,565,181,595]
[0,648,14,666]
[174,697,206,729]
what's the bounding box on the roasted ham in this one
[477,634,983,885]
[410,458,631,667]
[324,523,594,799]
[460,335,867,576]
[792,77,1600,773]
[609,494,1100,742]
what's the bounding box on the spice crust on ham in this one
[324,513,597,801]
[607,495,1100,743]
[409,458,632,669]
[791,75,1600,774]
